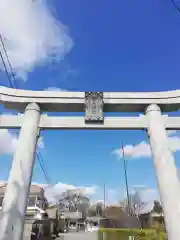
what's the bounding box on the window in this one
[27,196,36,207]
[0,197,4,206]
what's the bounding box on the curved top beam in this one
[0,86,180,112]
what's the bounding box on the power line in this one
[36,151,52,185]
[0,34,57,205]
[0,51,14,88]
[0,35,17,88]
[36,151,59,205]
[172,0,180,13]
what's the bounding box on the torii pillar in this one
[146,104,180,240]
[0,103,41,240]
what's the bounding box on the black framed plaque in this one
[84,92,104,124]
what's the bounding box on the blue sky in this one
[0,0,180,204]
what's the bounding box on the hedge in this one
[98,228,166,240]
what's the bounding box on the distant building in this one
[138,201,164,229]
[0,184,48,218]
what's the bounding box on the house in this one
[0,183,48,218]
[138,201,164,229]
[102,205,140,229]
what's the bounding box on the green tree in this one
[88,206,97,216]
[153,200,163,214]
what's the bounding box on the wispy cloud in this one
[44,87,68,92]
[0,179,99,204]
[130,185,159,202]
[112,130,180,159]
[42,182,98,204]
[0,0,73,80]
[120,185,159,212]
[0,129,44,155]
[42,183,119,205]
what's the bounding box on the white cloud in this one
[0,180,98,204]
[43,182,98,204]
[0,129,44,155]
[0,0,73,80]
[104,189,119,206]
[113,141,151,159]
[120,186,159,214]
[46,184,121,206]
[45,87,68,92]
[0,130,18,154]
[0,179,158,207]
[113,132,180,159]
[93,186,158,206]
[130,185,159,202]
[90,188,120,206]
[37,136,44,149]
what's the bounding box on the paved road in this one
[57,231,98,240]
[24,231,98,240]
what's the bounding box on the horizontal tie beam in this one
[0,114,180,130]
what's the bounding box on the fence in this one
[98,228,166,240]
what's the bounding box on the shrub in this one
[98,228,166,240]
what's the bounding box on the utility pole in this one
[103,184,106,217]
[103,183,106,209]
[121,141,131,216]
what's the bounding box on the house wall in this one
[0,184,48,216]
[139,213,165,229]
[139,214,151,228]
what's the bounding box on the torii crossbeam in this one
[0,87,180,240]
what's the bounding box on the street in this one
[23,231,98,240]
[57,231,98,240]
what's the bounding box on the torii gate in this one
[0,87,180,240]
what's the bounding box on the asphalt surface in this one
[23,231,98,240]
[57,231,98,240]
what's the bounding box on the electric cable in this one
[36,151,52,185]
[0,33,58,206]
[0,35,17,88]
[36,151,60,206]
[0,51,14,88]
[172,0,180,13]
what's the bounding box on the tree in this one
[88,205,97,217]
[105,206,124,218]
[88,202,104,217]
[96,202,104,217]
[58,189,90,217]
[153,200,163,214]
[120,189,145,216]
[104,206,140,228]
[152,200,164,229]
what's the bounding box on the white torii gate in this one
[0,87,180,240]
